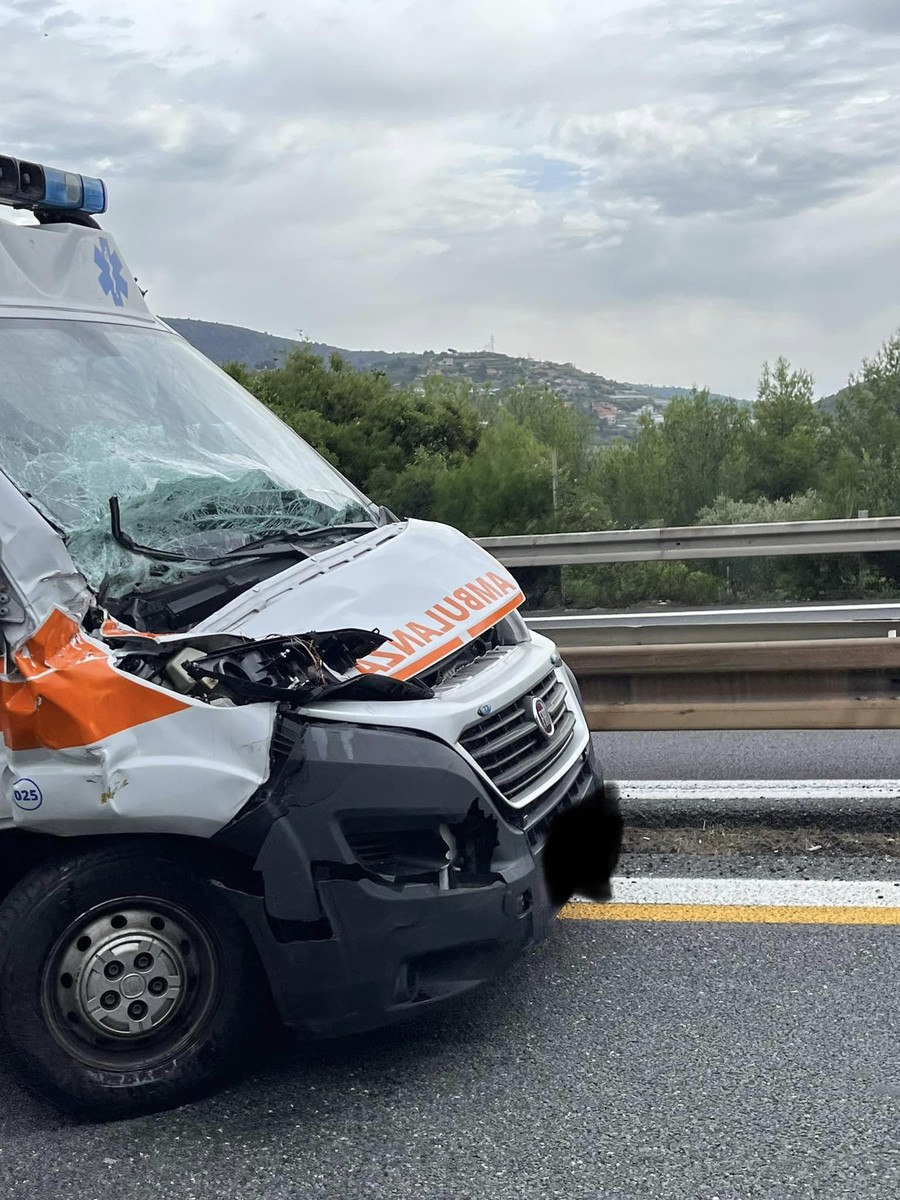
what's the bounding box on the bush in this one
[560,561,724,610]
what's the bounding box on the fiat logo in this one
[529,697,555,739]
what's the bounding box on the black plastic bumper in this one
[214,715,602,1037]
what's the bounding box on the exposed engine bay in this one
[111,627,434,707]
[102,610,519,708]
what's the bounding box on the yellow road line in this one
[561,902,900,925]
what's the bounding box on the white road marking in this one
[617,779,900,803]
[574,876,900,907]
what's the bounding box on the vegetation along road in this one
[205,325,900,615]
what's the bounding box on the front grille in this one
[459,669,576,801]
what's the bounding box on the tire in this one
[0,839,269,1118]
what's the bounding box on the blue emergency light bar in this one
[0,154,107,214]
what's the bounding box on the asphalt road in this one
[593,729,900,782]
[1,840,898,1200]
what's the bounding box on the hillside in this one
[817,388,846,415]
[165,316,744,442]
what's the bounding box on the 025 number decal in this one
[12,778,43,811]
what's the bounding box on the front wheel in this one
[0,840,269,1118]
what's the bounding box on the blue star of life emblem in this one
[94,237,129,307]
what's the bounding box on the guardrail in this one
[477,517,900,729]
[527,604,900,646]
[559,638,900,731]
[479,515,900,567]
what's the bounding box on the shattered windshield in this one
[0,318,376,596]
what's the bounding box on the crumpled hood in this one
[191,519,525,680]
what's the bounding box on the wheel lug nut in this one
[104,962,123,980]
[127,1000,148,1020]
[100,991,119,1010]
[134,953,154,971]
[148,977,167,996]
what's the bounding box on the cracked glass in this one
[0,317,375,596]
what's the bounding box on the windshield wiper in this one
[210,523,377,563]
[108,496,378,565]
[109,496,195,563]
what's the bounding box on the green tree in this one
[596,390,746,528]
[222,361,252,387]
[233,349,480,511]
[367,451,449,520]
[831,329,900,516]
[743,357,830,501]
[596,418,670,527]
[661,390,747,525]
[432,417,553,536]
[479,385,595,479]
[471,384,607,532]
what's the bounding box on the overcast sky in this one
[3,0,900,397]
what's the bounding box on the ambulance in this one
[0,154,612,1116]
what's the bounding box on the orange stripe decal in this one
[355,571,525,678]
[1,610,188,753]
[394,637,464,681]
[467,591,526,639]
[100,618,158,641]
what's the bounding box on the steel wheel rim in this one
[41,897,219,1071]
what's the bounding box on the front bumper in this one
[214,715,602,1037]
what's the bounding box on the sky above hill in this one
[3,0,900,397]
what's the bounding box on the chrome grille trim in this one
[458,668,577,802]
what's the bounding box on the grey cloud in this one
[174,5,660,123]
[10,0,59,13]
[387,167,890,343]
[665,0,900,45]
[165,0,900,236]
[581,124,900,221]
[651,0,900,126]
[41,9,81,30]
[4,0,900,398]
[3,18,249,185]
[800,0,900,36]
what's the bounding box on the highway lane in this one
[1,843,898,1200]
[593,728,900,782]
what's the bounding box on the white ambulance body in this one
[0,155,605,1116]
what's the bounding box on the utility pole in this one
[551,446,559,512]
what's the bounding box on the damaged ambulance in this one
[0,155,614,1117]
